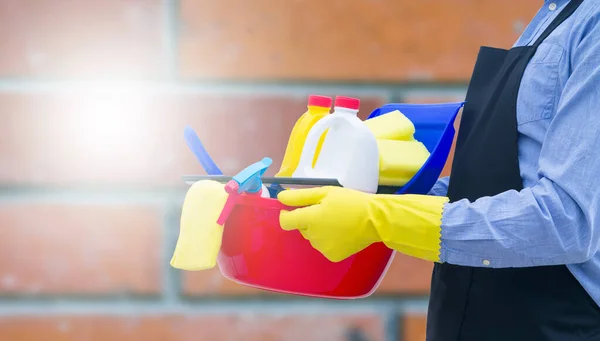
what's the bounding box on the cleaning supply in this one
[363,108,431,187]
[278,186,449,263]
[365,110,416,140]
[182,174,342,188]
[217,157,274,224]
[367,101,465,195]
[170,158,273,271]
[376,139,431,186]
[293,96,380,193]
[275,95,332,177]
[170,180,229,271]
[172,101,463,299]
[214,176,394,300]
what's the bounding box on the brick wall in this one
[0,1,539,340]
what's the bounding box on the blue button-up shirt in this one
[429,0,600,306]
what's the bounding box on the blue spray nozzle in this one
[184,126,223,176]
[231,157,273,194]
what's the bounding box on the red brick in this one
[401,95,465,105]
[179,0,539,81]
[402,314,428,341]
[375,254,433,295]
[0,314,386,341]
[0,203,161,295]
[441,132,458,177]
[0,0,165,78]
[182,268,275,297]
[0,91,385,187]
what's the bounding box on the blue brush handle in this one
[184,126,223,176]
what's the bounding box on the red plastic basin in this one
[217,193,395,299]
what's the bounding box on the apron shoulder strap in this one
[533,0,584,47]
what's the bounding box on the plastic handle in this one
[216,159,273,225]
[181,175,343,187]
[216,181,239,225]
[296,115,349,177]
[184,126,223,175]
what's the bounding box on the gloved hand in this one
[278,186,449,263]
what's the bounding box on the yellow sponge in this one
[170,180,228,271]
[363,109,430,186]
[377,139,431,186]
[365,110,416,140]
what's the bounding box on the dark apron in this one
[426,1,600,340]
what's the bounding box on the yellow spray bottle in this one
[275,95,332,177]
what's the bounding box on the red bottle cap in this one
[308,95,333,108]
[334,96,360,110]
[224,181,240,194]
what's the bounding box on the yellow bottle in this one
[276,95,332,177]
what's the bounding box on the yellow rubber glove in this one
[278,186,449,263]
[170,180,228,271]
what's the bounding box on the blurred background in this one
[0,0,540,340]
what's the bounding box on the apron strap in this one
[533,0,584,47]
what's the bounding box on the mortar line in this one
[396,311,406,341]
[384,309,402,341]
[0,188,185,206]
[161,202,182,304]
[400,299,430,314]
[0,79,467,98]
[0,297,429,316]
[161,0,180,78]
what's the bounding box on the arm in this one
[428,176,450,196]
[440,18,600,268]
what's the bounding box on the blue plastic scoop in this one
[367,101,465,195]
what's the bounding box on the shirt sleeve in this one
[428,176,450,197]
[439,14,600,268]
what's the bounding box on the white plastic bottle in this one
[293,96,380,193]
[259,184,271,198]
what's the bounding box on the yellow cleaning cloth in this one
[365,110,416,140]
[170,180,228,271]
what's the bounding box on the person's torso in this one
[513,0,600,305]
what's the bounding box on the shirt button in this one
[549,2,557,10]
[483,260,491,266]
